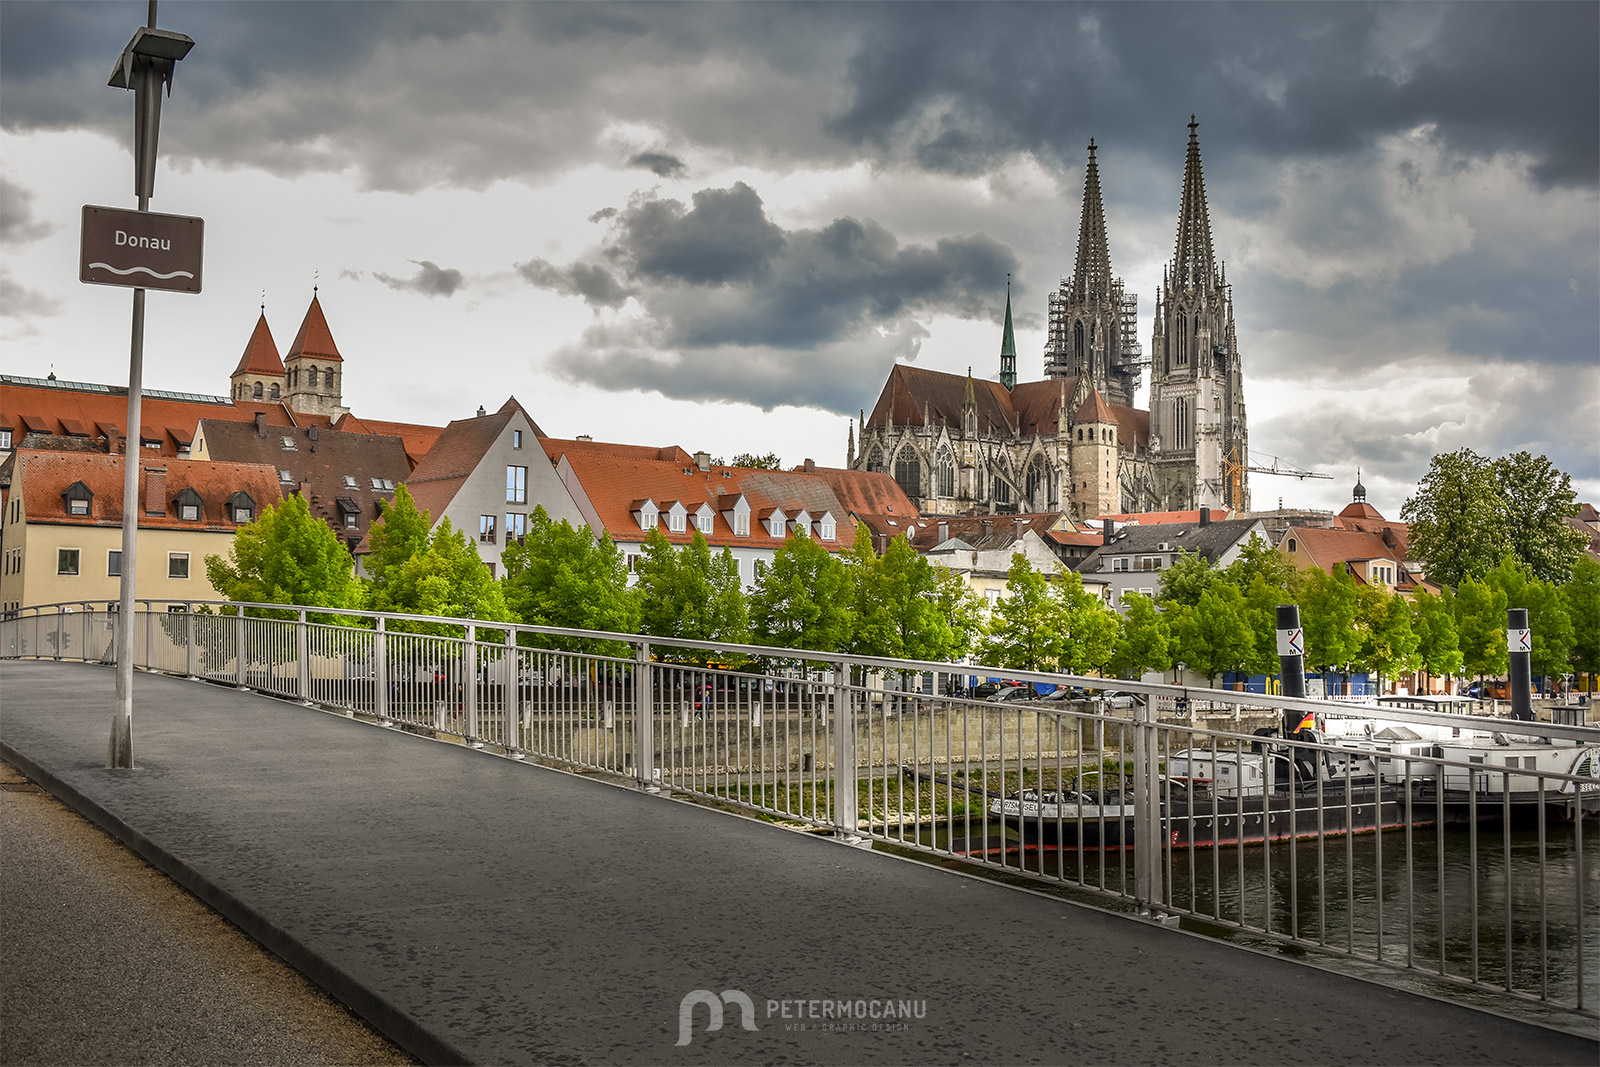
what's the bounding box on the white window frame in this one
[344,512,358,530]
[67,498,89,516]
[180,503,200,521]
[479,514,497,543]
[167,552,190,579]
[506,465,527,505]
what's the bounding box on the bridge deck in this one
[2,661,1592,1066]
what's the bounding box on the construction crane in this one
[1225,447,1331,512]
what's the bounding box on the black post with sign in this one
[94,1,196,769]
[1508,607,1534,722]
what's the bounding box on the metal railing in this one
[4,599,1597,1020]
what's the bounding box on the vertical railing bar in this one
[1344,753,1354,955]
[1405,756,1415,970]
[1374,745,1384,965]
[1537,776,1547,1002]
[1469,775,1478,984]
[1503,770,1513,993]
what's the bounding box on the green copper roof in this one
[999,285,1017,390]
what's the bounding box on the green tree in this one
[1401,448,1508,588]
[1238,573,1297,676]
[1109,591,1172,680]
[1055,571,1120,676]
[364,484,432,597]
[979,553,1065,672]
[1222,533,1298,593]
[1483,555,1575,681]
[929,563,986,663]
[1411,587,1464,682]
[367,517,514,634]
[1156,549,1215,608]
[1299,566,1360,682]
[204,494,363,619]
[635,528,749,662]
[1453,576,1509,681]
[750,530,854,653]
[1354,583,1420,687]
[729,452,783,470]
[1493,451,1586,583]
[1564,555,1600,675]
[501,506,637,653]
[1167,581,1253,686]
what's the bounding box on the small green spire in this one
[999,274,1017,391]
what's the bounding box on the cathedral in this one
[850,118,1250,519]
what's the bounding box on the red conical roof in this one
[230,313,284,377]
[1074,388,1115,426]
[286,294,343,363]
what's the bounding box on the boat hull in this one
[998,785,1436,849]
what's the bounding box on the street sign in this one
[1508,628,1531,653]
[80,205,203,293]
[1276,627,1304,657]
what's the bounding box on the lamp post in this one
[105,2,194,768]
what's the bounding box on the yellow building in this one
[1,449,281,611]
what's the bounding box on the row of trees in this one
[206,483,1598,687]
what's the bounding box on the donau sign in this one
[80,205,204,293]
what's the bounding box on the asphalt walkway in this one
[2,659,1595,1066]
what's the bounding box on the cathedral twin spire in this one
[1170,115,1219,292]
[1071,139,1113,305]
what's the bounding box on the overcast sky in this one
[2,1,1595,517]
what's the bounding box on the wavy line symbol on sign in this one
[88,262,196,280]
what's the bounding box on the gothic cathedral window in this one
[937,454,955,498]
[893,451,922,498]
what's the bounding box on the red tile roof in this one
[806,465,917,516]
[551,449,858,552]
[285,294,343,363]
[333,413,445,468]
[863,364,1150,449]
[231,313,285,377]
[1092,508,1231,525]
[1,377,312,458]
[14,449,282,531]
[539,436,695,466]
[1073,389,1115,426]
[1284,526,1401,578]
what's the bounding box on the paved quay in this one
[2,659,1595,1066]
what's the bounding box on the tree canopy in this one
[501,506,637,653]
[204,494,363,619]
[635,528,749,661]
[749,529,854,653]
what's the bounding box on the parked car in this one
[985,685,1032,703]
[972,680,1018,700]
[1090,690,1136,711]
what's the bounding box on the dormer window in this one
[280,469,294,484]
[281,436,297,450]
[819,512,836,541]
[694,504,715,534]
[665,502,687,533]
[227,491,256,524]
[62,480,93,517]
[633,499,659,531]
[173,488,204,522]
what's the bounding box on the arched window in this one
[866,447,885,474]
[993,477,1012,505]
[307,367,319,388]
[252,382,263,399]
[1025,455,1047,507]
[1176,314,1189,367]
[1073,321,1085,368]
[269,383,280,400]
[937,453,955,498]
[1173,398,1191,450]
[325,371,335,393]
[893,450,921,498]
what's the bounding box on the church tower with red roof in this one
[283,291,349,419]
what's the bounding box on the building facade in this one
[851,120,1250,521]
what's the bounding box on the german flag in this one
[1294,710,1316,733]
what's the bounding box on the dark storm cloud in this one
[0,177,53,242]
[628,151,687,179]
[516,258,633,309]
[542,181,1018,410]
[0,269,61,319]
[373,260,464,298]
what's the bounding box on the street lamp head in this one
[107,28,194,88]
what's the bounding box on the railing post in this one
[143,602,153,668]
[463,623,480,745]
[235,606,247,687]
[82,603,91,662]
[53,609,63,660]
[185,602,197,678]
[1132,696,1167,917]
[635,640,658,791]
[296,609,311,702]
[374,616,389,721]
[504,629,522,757]
[832,656,861,842]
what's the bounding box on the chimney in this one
[1014,517,1026,539]
[477,406,487,417]
[1382,527,1395,547]
[980,518,993,540]
[1199,506,1211,526]
[105,426,121,455]
[144,467,168,516]
[803,457,815,472]
[1102,518,1114,544]
[694,450,711,472]
[938,521,949,544]
[253,412,265,437]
